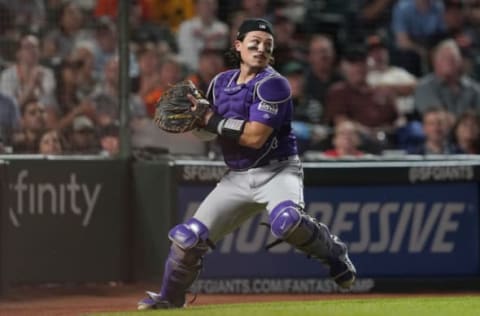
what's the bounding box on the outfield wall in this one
[170,158,480,293]
[1,156,480,295]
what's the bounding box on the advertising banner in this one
[3,159,130,284]
[178,183,479,282]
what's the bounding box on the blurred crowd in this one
[1,0,480,158]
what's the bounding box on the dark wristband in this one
[205,113,224,134]
[205,113,246,141]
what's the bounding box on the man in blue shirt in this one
[391,0,446,75]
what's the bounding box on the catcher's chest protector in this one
[210,69,290,170]
[212,70,258,119]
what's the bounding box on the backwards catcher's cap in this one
[236,18,274,39]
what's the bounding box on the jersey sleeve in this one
[249,76,292,129]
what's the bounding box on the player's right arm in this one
[238,121,273,149]
[201,108,273,149]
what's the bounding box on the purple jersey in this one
[207,66,298,170]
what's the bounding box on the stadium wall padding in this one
[1,157,480,294]
[0,158,130,287]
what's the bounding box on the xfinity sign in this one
[9,169,103,228]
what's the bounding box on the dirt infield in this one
[1,283,479,316]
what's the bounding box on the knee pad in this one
[269,200,303,239]
[168,218,209,250]
[269,200,344,260]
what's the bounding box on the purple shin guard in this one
[269,200,356,288]
[158,218,210,307]
[269,200,344,261]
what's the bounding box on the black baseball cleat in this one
[329,251,357,289]
[137,291,184,310]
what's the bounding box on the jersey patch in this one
[258,101,278,115]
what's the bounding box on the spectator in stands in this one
[366,34,417,118]
[304,34,342,118]
[67,115,100,154]
[0,0,46,35]
[132,45,162,117]
[241,0,271,20]
[0,3,19,66]
[177,0,229,72]
[98,122,119,157]
[414,39,480,116]
[356,0,397,36]
[37,128,63,155]
[452,110,480,154]
[464,0,480,26]
[134,51,183,118]
[281,61,329,154]
[440,0,480,76]
[0,92,20,149]
[408,106,461,154]
[91,56,146,127]
[43,1,93,61]
[227,10,248,45]
[391,0,446,76]
[55,57,92,116]
[323,120,365,158]
[0,35,57,109]
[53,57,97,132]
[116,0,195,33]
[271,14,306,71]
[326,46,398,153]
[186,49,225,94]
[127,0,178,53]
[92,17,118,78]
[11,100,47,153]
[69,43,97,99]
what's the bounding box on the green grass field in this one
[91,296,480,316]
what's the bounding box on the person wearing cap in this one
[282,60,328,153]
[325,45,398,154]
[68,115,100,154]
[137,18,356,310]
[98,122,119,157]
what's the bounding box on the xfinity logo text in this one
[9,170,103,228]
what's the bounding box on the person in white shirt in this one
[176,0,229,72]
[366,34,417,117]
[0,35,57,109]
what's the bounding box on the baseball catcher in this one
[138,18,356,311]
[153,80,210,133]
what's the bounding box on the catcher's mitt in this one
[153,80,210,133]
